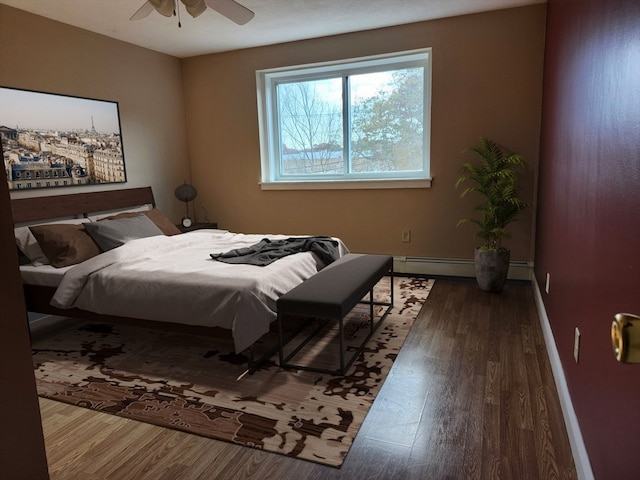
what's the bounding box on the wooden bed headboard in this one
[10,187,156,224]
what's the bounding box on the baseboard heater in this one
[393,256,533,281]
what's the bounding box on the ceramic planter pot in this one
[474,248,510,292]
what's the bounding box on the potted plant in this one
[455,137,529,292]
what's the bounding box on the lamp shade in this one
[174,183,197,203]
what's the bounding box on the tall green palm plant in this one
[455,137,529,251]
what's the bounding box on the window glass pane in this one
[277,78,344,176]
[350,67,424,174]
[258,49,431,187]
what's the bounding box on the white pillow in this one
[15,218,90,265]
[87,204,151,222]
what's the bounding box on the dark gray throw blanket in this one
[210,236,340,266]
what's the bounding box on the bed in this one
[12,187,348,356]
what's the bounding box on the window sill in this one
[259,178,432,191]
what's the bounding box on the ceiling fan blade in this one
[204,0,255,25]
[181,0,207,18]
[149,0,176,17]
[130,2,155,21]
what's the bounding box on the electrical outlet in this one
[545,273,550,294]
[574,327,580,363]
[401,229,411,243]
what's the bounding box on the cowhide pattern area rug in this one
[32,276,433,468]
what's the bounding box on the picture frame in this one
[1,86,127,191]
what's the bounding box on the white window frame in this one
[256,48,432,190]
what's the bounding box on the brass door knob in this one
[611,313,640,363]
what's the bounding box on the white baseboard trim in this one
[393,256,533,281]
[531,277,594,480]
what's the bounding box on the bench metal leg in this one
[339,315,345,374]
[278,273,395,376]
[369,288,374,334]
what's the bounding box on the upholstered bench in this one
[277,253,394,375]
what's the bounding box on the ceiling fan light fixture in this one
[148,0,175,17]
[181,0,207,18]
[131,0,255,25]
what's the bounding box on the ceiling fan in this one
[130,0,254,26]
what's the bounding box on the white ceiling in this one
[0,0,544,58]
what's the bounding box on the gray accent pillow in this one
[84,214,164,251]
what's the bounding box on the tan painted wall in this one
[182,5,546,261]
[0,5,191,221]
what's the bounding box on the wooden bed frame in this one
[11,187,232,339]
[12,186,320,372]
[11,186,156,224]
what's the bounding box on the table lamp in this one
[174,182,197,228]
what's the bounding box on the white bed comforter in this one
[50,230,348,353]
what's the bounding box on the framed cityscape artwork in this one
[0,86,127,190]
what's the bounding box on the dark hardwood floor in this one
[39,278,577,479]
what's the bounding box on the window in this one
[257,49,432,189]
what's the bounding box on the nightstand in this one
[177,222,218,233]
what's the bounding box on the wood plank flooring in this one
[38,278,577,479]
